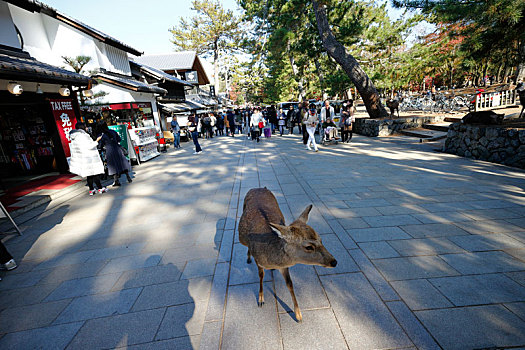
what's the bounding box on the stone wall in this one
[354,116,446,137]
[444,123,525,169]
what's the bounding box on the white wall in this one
[0,1,21,49]
[8,3,131,75]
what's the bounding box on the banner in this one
[49,99,78,158]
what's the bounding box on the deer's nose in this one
[330,259,338,267]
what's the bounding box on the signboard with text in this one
[49,99,78,158]
[185,71,199,84]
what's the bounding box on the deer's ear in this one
[269,223,288,239]
[296,205,313,224]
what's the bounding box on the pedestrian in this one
[188,115,202,154]
[250,107,264,142]
[69,122,107,195]
[277,107,286,136]
[268,106,278,134]
[210,113,217,138]
[96,122,132,186]
[0,241,17,279]
[339,100,356,142]
[305,104,319,152]
[300,102,309,145]
[286,105,295,134]
[320,100,335,125]
[217,113,225,136]
[170,116,181,149]
[235,110,243,134]
[202,113,212,139]
[227,109,236,137]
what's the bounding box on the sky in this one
[42,0,241,56]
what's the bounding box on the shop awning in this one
[129,61,193,87]
[0,50,90,85]
[93,72,167,95]
[159,101,207,113]
[186,94,218,107]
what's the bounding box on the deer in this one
[238,187,337,322]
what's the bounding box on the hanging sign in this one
[49,99,78,158]
[185,71,199,84]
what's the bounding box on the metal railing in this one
[474,90,517,111]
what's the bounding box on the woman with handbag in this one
[250,107,264,142]
[188,115,202,154]
[96,122,132,186]
[340,100,356,143]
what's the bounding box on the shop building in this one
[0,1,91,187]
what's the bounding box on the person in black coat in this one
[97,122,132,186]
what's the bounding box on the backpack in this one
[203,116,211,125]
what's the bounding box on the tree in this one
[62,55,108,106]
[169,0,243,94]
[393,0,525,82]
[312,1,388,118]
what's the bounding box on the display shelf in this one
[133,139,158,147]
[139,152,160,162]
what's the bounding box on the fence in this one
[475,90,517,111]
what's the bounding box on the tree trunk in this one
[311,1,388,118]
[214,40,220,96]
[516,40,525,83]
[288,48,305,101]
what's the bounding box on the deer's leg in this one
[257,265,265,307]
[280,268,302,322]
[247,249,252,264]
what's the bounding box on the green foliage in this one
[62,55,91,74]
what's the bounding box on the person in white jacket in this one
[305,104,319,152]
[250,107,264,142]
[69,122,106,195]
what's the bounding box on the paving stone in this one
[199,321,222,350]
[374,256,460,281]
[99,253,162,275]
[39,259,109,285]
[85,242,146,262]
[205,262,229,322]
[67,308,165,349]
[33,250,97,271]
[330,207,382,218]
[327,219,358,249]
[454,220,524,234]
[347,227,411,242]
[506,271,525,287]
[111,264,183,291]
[161,244,217,266]
[440,251,525,274]
[419,201,476,212]
[344,198,392,208]
[400,223,470,238]
[386,301,441,350]
[462,208,523,221]
[54,288,142,324]
[274,264,329,313]
[388,237,466,256]
[0,322,84,350]
[0,283,60,311]
[375,204,427,215]
[507,217,525,229]
[448,233,525,252]
[411,211,472,224]
[44,273,122,301]
[0,268,49,290]
[156,301,207,340]
[118,337,200,350]
[320,273,412,349]
[429,274,525,306]
[132,277,212,312]
[218,229,234,262]
[390,279,453,310]
[358,241,400,259]
[348,249,400,301]
[0,299,71,333]
[504,302,525,321]
[279,309,347,350]
[363,214,421,228]
[337,217,370,230]
[222,283,282,350]
[181,257,217,279]
[315,234,359,275]
[416,305,525,350]
[466,199,519,210]
[228,243,272,285]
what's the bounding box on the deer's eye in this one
[304,245,315,252]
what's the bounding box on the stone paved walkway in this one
[1,132,525,349]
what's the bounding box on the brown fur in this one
[238,187,337,322]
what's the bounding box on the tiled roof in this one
[134,52,197,71]
[93,72,167,95]
[5,0,142,56]
[186,94,218,107]
[0,50,90,85]
[129,61,193,86]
